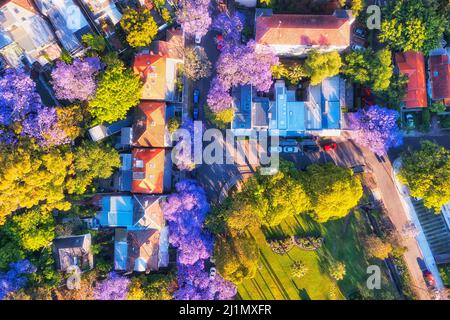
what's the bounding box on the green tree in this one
[161,8,172,23]
[205,107,235,129]
[5,208,55,251]
[271,63,288,79]
[304,50,342,85]
[56,105,85,140]
[67,141,121,195]
[342,48,393,92]
[249,160,311,227]
[215,233,259,284]
[120,8,158,48]
[168,117,181,133]
[305,163,363,223]
[88,65,142,123]
[379,0,448,54]
[430,102,446,113]
[329,261,346,281]
[0,146,72,224]
[400,140,450,212]
[364,235,393,260]
[286,64,307,86]
[184,47,212,81]
[82,33,106,53]
[291,261,308,278]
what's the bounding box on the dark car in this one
[193,89,200,104]
[193,106,199,120]
[302,144,320,152]
[353,26,367,39]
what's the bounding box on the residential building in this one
[232,76,346,137]
[131,148,172,194]
[95,195,170,272]
[255,9,354,57]
[235,0,256,7]
[395,51,427,109]
[132,101,174,148]
[34,0,91,55]
[429,49,450,107]
[0,0,61,67]
[133,29,184,102]
[52,234,93,272]
[81,0,122,34]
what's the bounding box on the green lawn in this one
[237,211,397,300]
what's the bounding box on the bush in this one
[439,115,450,128]
[328,261,346,281]
[168,117,181,134]
[268,235,323,254]
[291,261,308,278]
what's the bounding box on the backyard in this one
[237,210,398,300]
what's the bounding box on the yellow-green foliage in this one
[88,65,142,123]
[206,107,235,129]
[400,140,450,212]
[305,163,363,223]
[304,50,342,85]
[120,8,158,48]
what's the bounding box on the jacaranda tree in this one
[176,0,212,37]
[51,57,102,102]
[93,272,130,300]
[212,12,244,43]
[348,105,403,156]
[0,259,36,300]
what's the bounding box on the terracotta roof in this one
[395,51,427,108]
[133,53,167,100]
[0,0,36,12]
[429,54,450,102]
[255,13,352,47]
[132,148,168,194]
[133,101,167,148]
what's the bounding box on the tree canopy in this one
[88,65,142,123]
[305,163,363,223]
[400,140,450,212]
[379,0,448,54]
[184,47,212,81]
[120,8,158,48]
[304,50,342,85]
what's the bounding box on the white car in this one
[195,33,202,45]
[283,146,299,153]
[269,146,282,153]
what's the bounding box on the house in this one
[131,148,172,194]
[395,51,427,109]
[80,0,121,34]
[52,234,93,272]
[232,76,346,137]
[96,195,170,272]
[429,49,450,107]
[0,0,61,67]
[133,29,184,102]
[255,9,354,57]
[34,0,91,55]
[132,101,174,148]
[235,0,256,7]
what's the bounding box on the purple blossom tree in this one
[207,41,278,114]
[174,260,236,300]
[0,259,36,300]
[176,0,212,37]
[51,57,102,102]
[163,180,212,265]
[93,272,130,300]
[348,105,403,156]
[212,12,245,43]
[0,69,42,126]
[22,107,70,147]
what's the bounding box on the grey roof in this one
[252,98,269,127]
[52,234,93,271]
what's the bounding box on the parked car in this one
[423,270,436,289]
[193,89,200,104]
[406,113,415,129]
[269,146,282,153]
[283,146,299,153]
[353,26,367,39]
[216,34,224,50]
[323,142,337,152]
[195,33,202,45]
[302,144,320,152]
[193,106,199,120]
[351,44,365,51]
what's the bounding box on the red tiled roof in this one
[132,148,167,194]
[255,13,352,47]
[395,51,427,108]
[0,0,36,12]
[133,101,167,148]
[429,54,450,102]
[133,53,166,100]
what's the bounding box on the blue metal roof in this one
[99,196,134,227]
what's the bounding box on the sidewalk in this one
[392,159,445,292]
